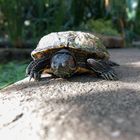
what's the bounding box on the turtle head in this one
[51,49,77,78]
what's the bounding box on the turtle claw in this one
[26,56,50,81]
[26,61,35,76]
[110,71,118,80]
[29,70,41,81]
[29,75,33,81]
[101,70,118,80]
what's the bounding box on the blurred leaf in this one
[80,19,120,36]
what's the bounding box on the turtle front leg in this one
[87,58,118,80]
[26,57,50,81]
[26,61,35,76]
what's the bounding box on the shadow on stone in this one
[43,88,140,138]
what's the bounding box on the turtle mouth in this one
[52,63,76,78]
[53,69,75,78]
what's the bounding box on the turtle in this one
[26,31,119,81]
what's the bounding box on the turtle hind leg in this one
[26,57,49,81]
[87,58,118,80]
[105,60,119,67]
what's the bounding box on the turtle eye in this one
[68,56,76,69]
[51,62,57,69]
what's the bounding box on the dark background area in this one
[0,0,140,48]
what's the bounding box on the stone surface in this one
[100,35,124,48]
[0,48,140,140]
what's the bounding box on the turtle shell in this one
[31,31,109,60]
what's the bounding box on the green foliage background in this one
[0,0,140,45]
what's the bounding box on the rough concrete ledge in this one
[0,48,140,140]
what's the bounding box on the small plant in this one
[80,19,120,36]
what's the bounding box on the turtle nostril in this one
[52,63,58,70]
[62,62,66,67]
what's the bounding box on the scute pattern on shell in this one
[31,31,109,59]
